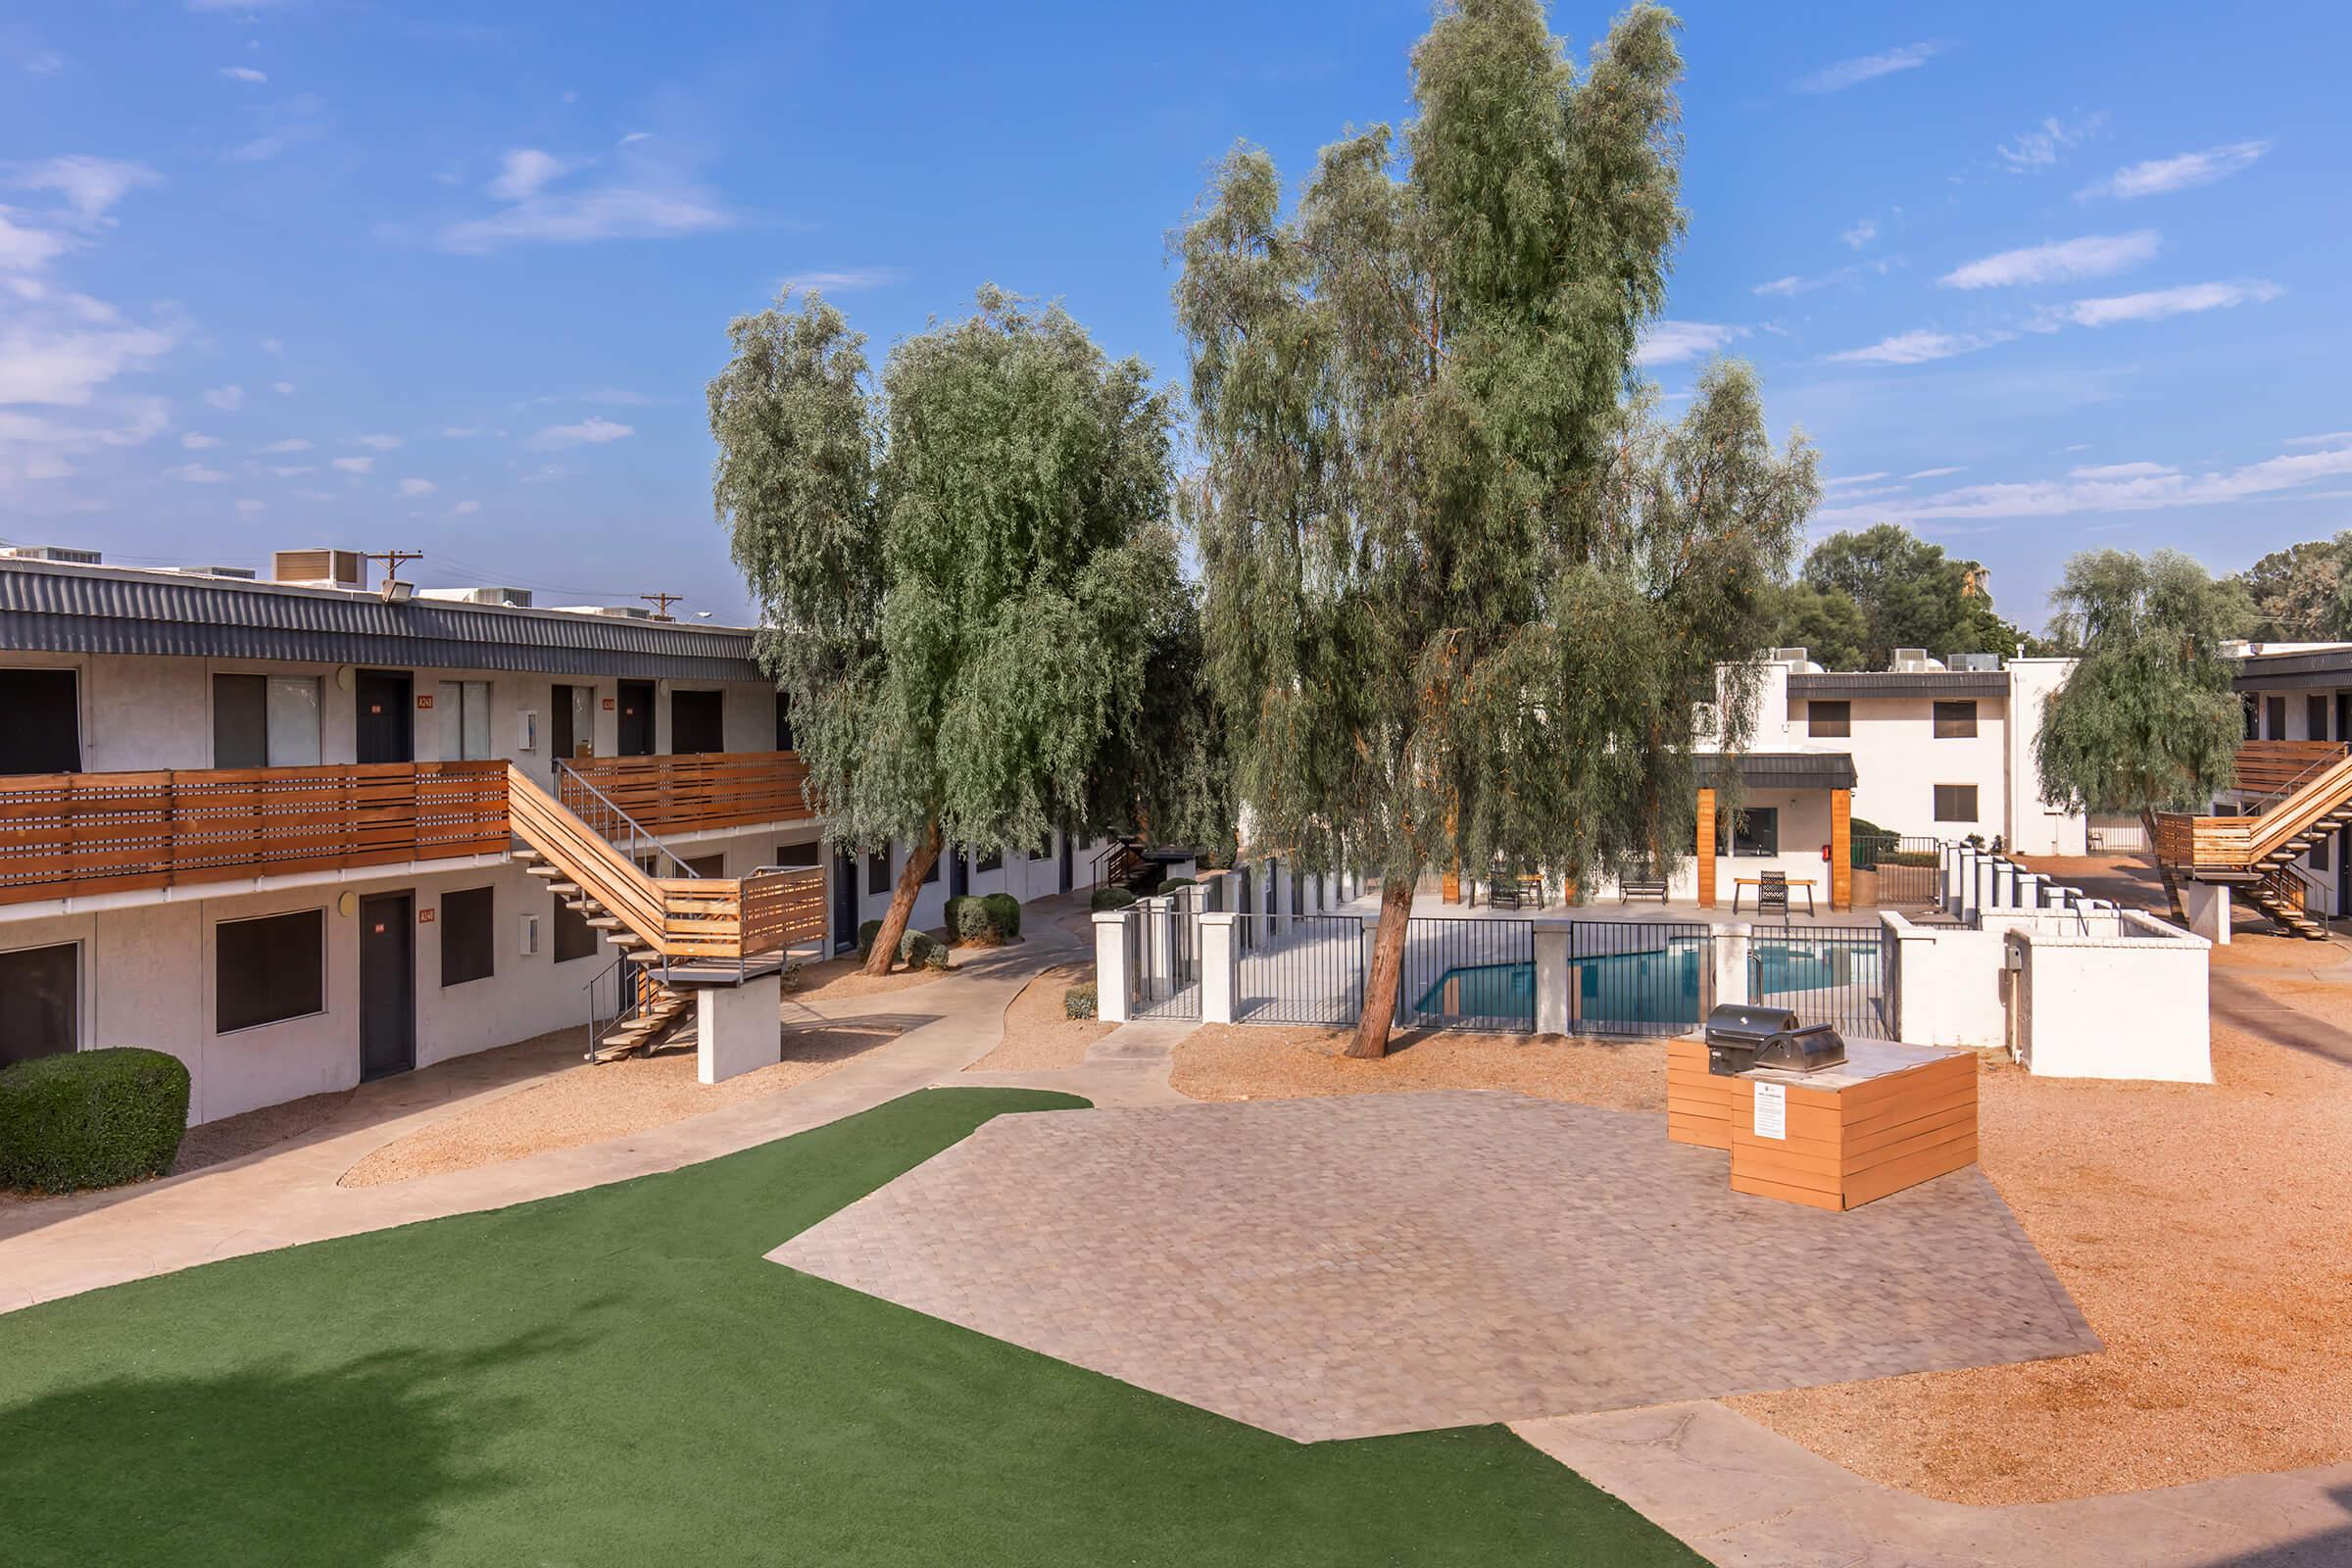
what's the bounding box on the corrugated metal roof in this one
[1788,670,2007,698]
[2232,648,2352,691]
[0,561,764,680]
[1697,752,1859,790]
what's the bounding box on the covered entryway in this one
[1695,753,1858,911]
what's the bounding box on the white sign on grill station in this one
[1752,1080,1788,1141]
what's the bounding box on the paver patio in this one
[772,1090,2098,1442]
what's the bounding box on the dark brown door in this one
[551,684,577,762]
[670,689,724,755]
[356,671,414,764]
[359,892,415,1080]
[617,681,655,757]
[0,669,80,774]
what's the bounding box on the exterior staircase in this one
[2155,740,2352,941]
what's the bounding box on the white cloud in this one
[259,437,310,453]
[2067,461,2176,479]
[330,455,372,474]
[166,461,230,482]
[1634,319,1746,367]
[235,497,264,519]
[2285,431,2352,449]
[17,47,66,75]
[1818,442,2352,525]
[0,212,70,270]
[354,432,403,449]
[0,303,177,405]
[270,379,293,394]
[526,416,633,448]
[218,66,267,83]
[223,93,327,164]
[1795,42,1943,94]
[397,476,435,497]
[617,131,651,146]
[486,148,574,203]
[435,143,731,254]
[1937,230,2158,289]
[2053,279,2281,327]
[180,431,223,449]
[260,336,282,354]
[440,425,486,437]
[0,400,168,489]
[1997,114,2102,172]
[1906,466,1964,479]
[10,156,160,221]
[447,499,481,516]
[2080,140,2269,201]
[777,267,907,295]
[1752,268,1854,298]
[1826,329,2009,366]
[269,465,314,476]
[205,383,243,411]
[290,487,334,501]
[1839,219,1879,250]
[1822,471,1890,487]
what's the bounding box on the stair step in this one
[513,849,545,863]
[525,864,564,880]
[546,883,582,898]
[585,916,625,929]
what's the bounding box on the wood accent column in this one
[1696,787,1718,908]
[1830,788,1852,910]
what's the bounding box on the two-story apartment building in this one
[2216,641,2352,922]
[0,548,1108,1122]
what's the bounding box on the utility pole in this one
[366,550,422,594]
[641,591,684,621]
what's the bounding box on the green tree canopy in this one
[1757,579,1868,670]
[2034,548,2243,919]
[1177,0,1814,1054]
[1798,522,2030,667]
[710,286,1179,970]
[2230,534,2339,642]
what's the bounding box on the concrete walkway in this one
[953,1017,1194,1106]
[1517,1399,2352,1567]
[0,912,1090,1314]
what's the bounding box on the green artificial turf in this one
[0,1089,1701,1566]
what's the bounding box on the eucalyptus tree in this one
[710,286,1177,973]
[2035,549,2245,923]
[1177,0,1814,1056]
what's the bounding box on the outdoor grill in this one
[1702,1003,1846,1075]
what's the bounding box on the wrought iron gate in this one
[1130,904,1200,1020]
[1747,923,1888,1037]
[1233,913,1363,1024]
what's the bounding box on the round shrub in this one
[898,929,950,970]
[980,892,1021,938]
[1157,876,1196,895]
[855,918,886,960]
[944,895,993,943]
[0,1048,191,1194]
[1090,885,1138,912]
[1063,983,1098,1020]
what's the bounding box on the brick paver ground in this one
[772,1091,2098,1442]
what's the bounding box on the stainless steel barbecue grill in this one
[1703,1003,1847,1075]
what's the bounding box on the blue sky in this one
[3,2,2347,634]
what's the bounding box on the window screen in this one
[0,941,78,1067]
[267,677,322,765]
[1934,784,1980,822]
[1805,701,1851,739]
[1932,701,1978,739]
[440,886,495,987]
[438,681,493,760]
[552,893,599,963]
[217,909,324,1033]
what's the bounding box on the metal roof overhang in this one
[1787,670,2007,698]
[1696,752,1858,791]
[2231,651,2352,692]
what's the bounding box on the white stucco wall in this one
[1881,912,2008,1050]
[2003,659,2089,856]
[2005,912,2212,1083]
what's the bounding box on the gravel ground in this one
[1169,1024,1665,1111]
[786,951,958,1004]
[337,1013,908,1187]
[1726,969,2352,1504]
[964,963,1111,1073]
[172,1088,356,1174]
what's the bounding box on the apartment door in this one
[616,681,656,757]
[356,671,414,764]
[551,683,595,764]
[950,850,969,900]
[1057,833,1072,893]
[670,689,724,755]
[358,892,416,1080]
[0,668,80,774]
[832,848,858,955]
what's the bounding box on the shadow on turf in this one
[0,1327,584,1564]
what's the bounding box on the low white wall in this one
[1882,911,2008,1051]
[2007,910,2212,1083]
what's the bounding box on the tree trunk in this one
[2139,806,2188,925]
[1348,870,1418,1059]
[861,824,943,976]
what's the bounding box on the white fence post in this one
[1198,910,1237,1024]
[1093,909,1134,1023]
[1533,921,1570,1034]
[1712,920,1751,1008]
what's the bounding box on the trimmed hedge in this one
[944,894,1023,945]
[1063,983,1098,1020]
[980,893,1021,939]
[898,929,950,971]
[1157,877,1196,895]
[856,918,886,961]
[0,1048,190,1194]
[1090,886,1138,912]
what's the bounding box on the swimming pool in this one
[1411,935,1881,1033]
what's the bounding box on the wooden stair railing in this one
[2155,741,2352,939]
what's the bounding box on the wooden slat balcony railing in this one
[2227,739,2350,798]
[564,751,814,837]
[0,761,510,907]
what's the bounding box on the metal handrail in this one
[2239,742,2352,818]
[582,953,648,1063]
[554,760,701,879]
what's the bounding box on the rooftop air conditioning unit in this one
[1947,653,2002,672]
[1891,647,1934,673]
[157,564,259,580]
[552,604,652,619]
[271,548,366,590]
[1772,647,1810,664]
[416,585,534,608]
[1,545,102,564]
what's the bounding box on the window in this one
[2311,834,2331,874]
[1934,784,1981,822]
[0,941,77,1067]
[436,680,494,760]
[975,845,1003,873]
[1731,808,1778,857]
[921,852,940,884]
[217,909,324,1033]
[684,854,727,879]
[552,893,599,963]
[2244,695,2260,741]
[2310,694,2329,742]
[775,690,795,752]
[670,689,725,755]
[2268,696,2286,740]
[1932,701,1978,739]
[774,841,821,868]
[213,673,323,767]
[0,668,80,774]
[1805,700,1851,739]
[440,886,495,987]
[1031,837,1054,860]
[866,850,891,896]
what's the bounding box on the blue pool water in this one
[1413,938,1879,1029]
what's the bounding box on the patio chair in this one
[1756,869,1815,920]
